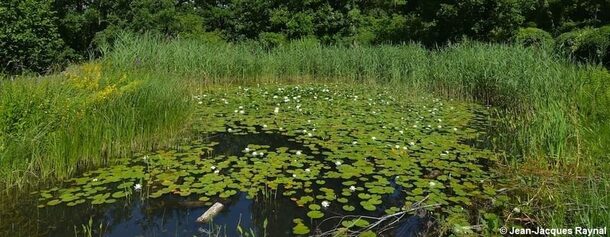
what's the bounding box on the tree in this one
[0,0,67,74]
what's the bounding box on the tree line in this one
[1,0,609,74]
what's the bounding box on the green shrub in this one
[513,27,554,47]
[556,26,610,66]
[258,32,287,49]
[0,0,67,74]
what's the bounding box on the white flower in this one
[259,152,264,157]
[352,141,358,145]
[134,183,142,191]
[409,141,415,146]
[227,128,233,132]
[399,130,404,134]
[293,174,297,178]
[429,181,436,187]
[143,155,148,160]
[305,168,311,172]
[211,166,216,170]
[92,178,98,182]
[321,201,330,208]
[335,160,342,166]
[296,151,302,155]
[453,127,458,131]
[263,124,268,128]
[252,151,258,156]
[244,147,250,152]
[437,125,442,128]
[395,145,400,149]
[349,186,356,192]
[214,170,220,174]
[308,133,312,137]
[274,107,279,114]
[372,136,376,140]
[239,106,243,109]
[513,207,521,213]
[239,110,245,114]
[234,110,238,113]
[198,101,203,105]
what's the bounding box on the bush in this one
[556,26,610,66]
[513,27,554,47]
[0,0,67,74]
[258,32,287,49]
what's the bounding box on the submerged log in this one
[196,202,224,223]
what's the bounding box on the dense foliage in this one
[1,0,609,73]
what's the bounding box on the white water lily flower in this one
[429,181,436,187]
[335,161,342,166]
[134,184,142,191]
[293,174,297,178]
[234,110,238,113]
[211,166,216,170]
[274,107,279,114]
[214,170,220,174]
[259,152,264,157]
[239,106,243,109]
[372,136,376,140]
[349,186,356,192]
[395,145,400,149]
[92,178,99,182]
[296,150,302,156]
[352,141,358,145]
[453,128,458,131]
[308,133,313,137]
[437,125,442,128]
[263,124,268,128]
[399,130,404,134]
[252,151,258,156]
[244,147,251,152]
[305,168,311,172]
[321,201,330,208]
[198,101,203,105]
[409,142,415,146]
[227,128,233,132]
[239,110,245,114]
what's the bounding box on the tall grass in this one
[102,33,429,86]
[0,63,192,189]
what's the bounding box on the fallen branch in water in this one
[313,195,440,237]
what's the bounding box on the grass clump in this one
[0,62,192,189]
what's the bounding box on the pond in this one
[1,84,509,237]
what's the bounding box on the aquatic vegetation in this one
[36,84,508,235]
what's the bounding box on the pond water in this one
[1,84,508,237]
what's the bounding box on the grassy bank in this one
[0,63,193,189]
[1,33,608,231]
